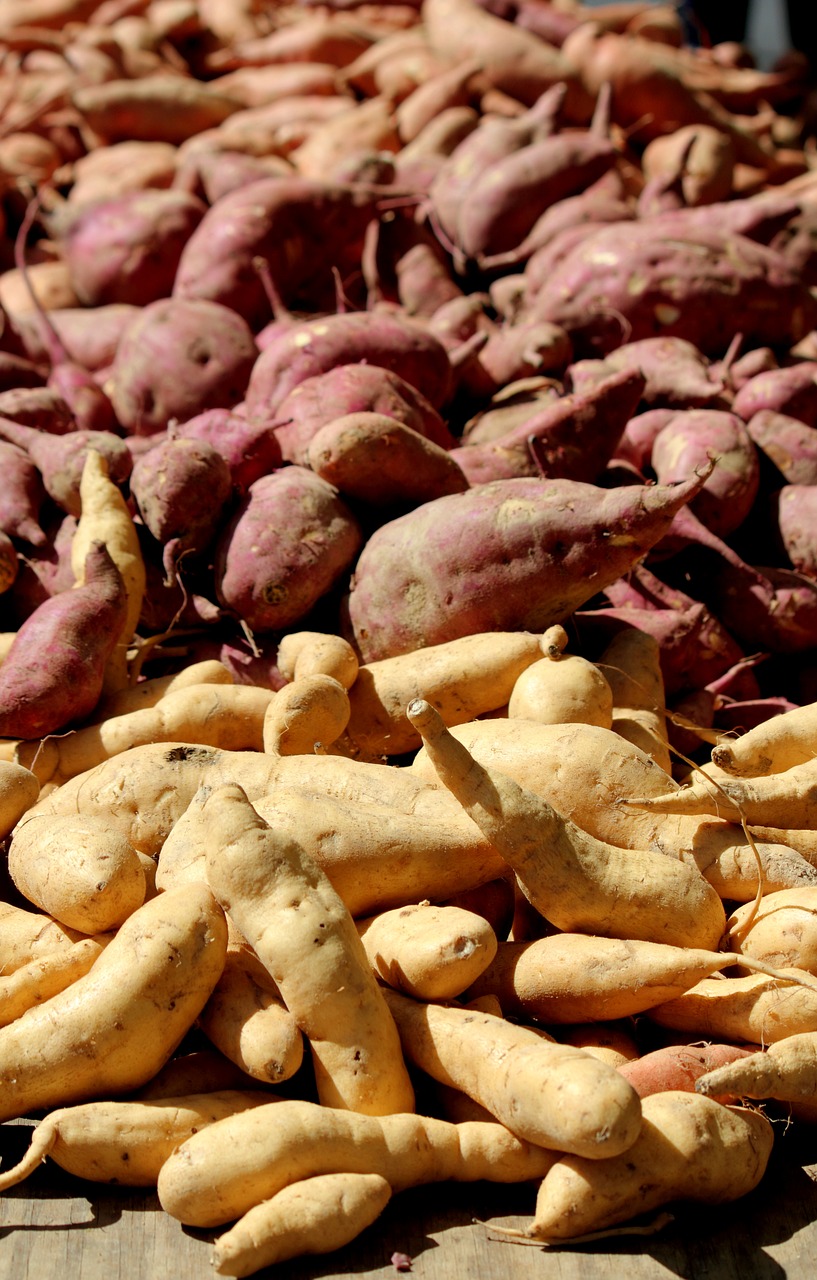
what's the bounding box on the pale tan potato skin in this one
[211,1172,393,1276]
[355,901,498,1000]
[202,782,416,1116]
[0,760,39,839]
[7,811,146,933]
[0,882,228,1122]
[157,1098,560,1227]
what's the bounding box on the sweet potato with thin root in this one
[0,1091,273,1193]
[406,699,725,948]
[696,1031,817,1122]
[344,468,711,662]
[519,1091,773,1243]
[712,700,817,776]
[463,934,773,1024]
[202,782,416,1116]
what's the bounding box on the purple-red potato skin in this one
[732,362,817,426]
[450,368,644,485]
[109,298,258,436]
[172,177,381,329]
[0,388,75,434]
[215,466,363,633]
[0,441,48,547]
[345,470,707,662]
[59,189,208,308]
[745,411,817,486]
[172,409,283,492]
[772,485,817,578]
[307,413,469,505]
[649,410,760,539]
[273,364,456,466]
[0,419,132,519]
[244,310,455,415]
[0,542,127,739]
[129,437,234,559]
[567,337,725,411]
[531,223,817,358]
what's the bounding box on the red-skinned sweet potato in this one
[109,298,258,437]
[214,465,363,633]
[344,467,710,661]
[0,541,127,738]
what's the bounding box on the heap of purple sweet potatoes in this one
[2,0,817,757]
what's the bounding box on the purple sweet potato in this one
[454,118,618,265]
[654,504,817,654]
[450,367,645,485]
[771,484,817,579]
[0,388,75,434]
[731,361,817,426]
[3,513,78,629]
[344,468,709,662]
[57,188,208,308]
[649,409,760,539]
[745,410,817,486]
[0,541,127,739]
[459,377,564,447]
[172,176,382,329]
[530,222,817,359]
[566,337,726,411]
[613,408,676,472]
[0,440,48,547]
[129,437,234,579]
[243,309,455,416]
[109,298,259,436]
[306,412,469,506]
[9,304,140,373]
[0,417,132,518]
[454,317,572,402]
[172,408,283,493]
[214,465,363,633]
[272,363,456,466]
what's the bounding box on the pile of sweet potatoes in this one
[3,0,817,1270]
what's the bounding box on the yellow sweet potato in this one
[355,901,498,1000]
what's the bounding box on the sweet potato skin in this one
[344,470,708,661]
[0,541,127,739]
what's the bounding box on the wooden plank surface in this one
[3,1116,817,1280]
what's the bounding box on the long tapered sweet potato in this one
[343,468,710,662]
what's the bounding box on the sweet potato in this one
[530,222,817,359]
[57,187,207,308]
[745,410,817,486]
[129,436,234,578]
[343,468,710,662]
[355,901,497,1000]
[0,540,127,739]
[109,297,258,437]
[383,989,642,1157]
[0,882,227,1123]
[211,1172,392,1278]
[711,699,817,777]
[197,955,304,1085]
[0,438,47,546]
[172,176,382,328]
[522,1091,773,1242]
[696,1031,817,1122]
[463,934,748,1022]
[619,1043,756,1100]
[0,418,133,519]
[726,887,817,975]
[272,362,456,465]
[598,625,672,771]
[0,935,113,1029]
[405,698,726,949]
[772,483,817,578]
[732,360,817,425]
[157,1097,561,1228]
[507,624,614,728]
[214,465,363,633]
[275,630,359,689]
[649,409,760,539]
[72,76,243,145]
[262,675,350,756]
[306,411,468,506]
[7,810,146,933]
[450,367,643,486]
[0,1090,271,1192]
[171,408,284,493]
[201,781,416,1115]
[0,760,40,839]
[244,309,455,416]
[567,336,725,411]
